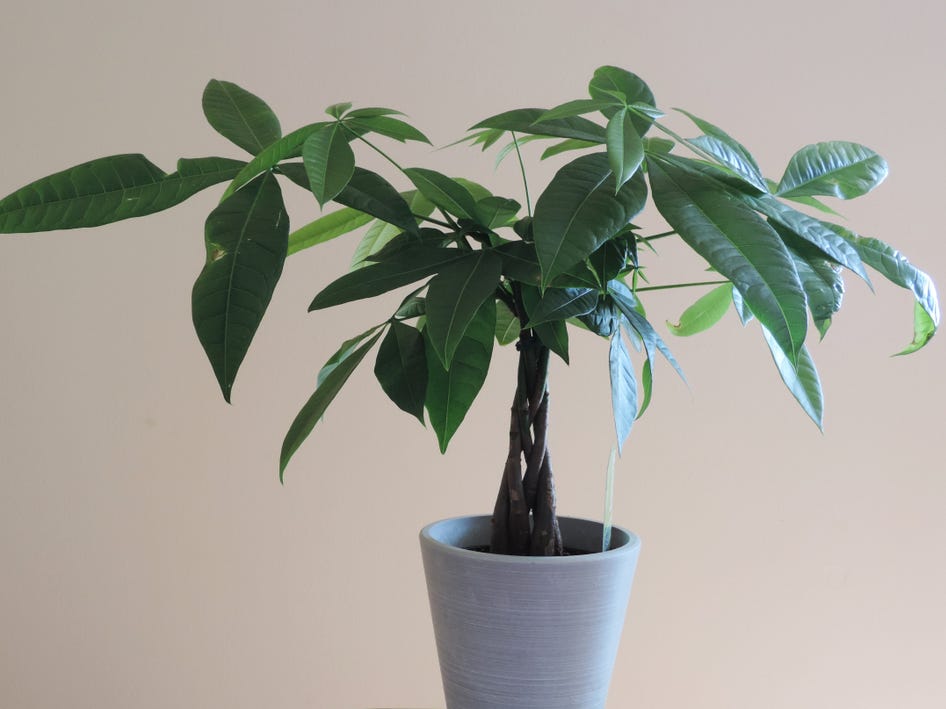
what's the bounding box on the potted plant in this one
[0,66,938,708]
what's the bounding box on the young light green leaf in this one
[895,302,937,356]
[761,326,824,430]
[345,116,431,144]
[667,283,734,336]
[345,107,405,119]
[425,251,504,368]
[202,79,282,156]
[606,108,645,192]
[303,123,355,207]
[648,156,807,364]
[637,356,654,419]
[533,152,647,286]
[374,321,428,422]
[609,330,637,453]
[404,167,478,219]
[425,300,496,452]
[192,172,289,403]
[470,108,607,143]
[280,329,384,479]
[0,155,245,232]
[495,300,520,345]
[776,142,888,199]
[288,207,373,255]
[526,287,598,326]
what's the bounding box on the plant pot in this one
[420,515,641,709]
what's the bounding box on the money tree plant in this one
[0,66,938,555]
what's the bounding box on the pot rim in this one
[420,514,641,564]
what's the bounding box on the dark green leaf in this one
[776,142,887,199]
[648,156,807,364]
[280,329,383,479]
[374,321,428,422]
[643,137,675,154]
[606,108,645,191]
[588,66,656,133]
[526,287,598,326]
[346,107,405,119]
[425,251,504,367]
[610,280,686,383]
[303,123,355,207]
[470,108,606,143]
[533,152,647,286]
[536,99,620,122]
[425,300,495,452]
[521,286,569,363]
[310,244,465,310]
[496,241,542,285]
[761,326,823,430]
[676,108,767,193]
[578,299,619,337]
[202,79,281,155]
[495,300,520,345]
[473,196,520,229]
[667,283,734,336]
[345,116,431,144]
[0,155,245,232]
[288,207,373,255]
[349,190,435,269]
[655,153,764,196]
[404,168,478,219]
[334,167,418,235]
[731,287,753,325]
[609,330,637,453]
[192,172,289,402]
[541,138,599,160]
[787,250,843,337]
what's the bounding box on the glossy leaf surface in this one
[374,321,428,422]
[202,79,281,155]
[609,330,637,453]
[303,123,355,206]
[404,168,478,219]
[667,283,734,336]
[495,300,520,345]
[776,142,887,199]
[526,287,598,326]
[334,167,418,235]
[346,116,431,144]
[471,108,606,143]
[761,326,824,430]
[606,108,644,191]
[192,172,289,402]
[521,286,570,363]
[676,108,767,193]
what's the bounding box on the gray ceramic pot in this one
[420,515,641,709]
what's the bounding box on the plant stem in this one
[640,229,677,241]
[634,279,729,292]
[510,131,533,217]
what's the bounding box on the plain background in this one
[1,1,943,707]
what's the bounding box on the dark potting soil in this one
[465,545,591,556]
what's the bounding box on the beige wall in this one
[1,1,943,707]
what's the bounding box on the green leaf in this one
[776,142,888,199]
[374,321,428,422]
[496,241,542,285]
[473,196,521,229]
[280,329,384,479]
[0,155,245,233]
[404,168,478,219]
[526,287,598,326]
[787,251,843,337]
[764,178,841,216]
[316,325,385,387]
[345,115,431,144]
[676,108,767,193]
[609,330,637,453]
[287,207,373,255]
[648,156,807,364]
[192,172,289,402]
[310,244,465,310]
[541,139,599,160]
[761,326,824,430]
[325,102,352,119]
[345,107,405,119]
[588,66,656,133]
[667,283,734,336]
[896,302,937,356]
[521,285,569,363]
[470,108,606,143]
[425,251,504,367]
[425,300,495,452]
[731,287,754,325]
[202,79,282,156]
[302,123,355,207]
[334,167,418,235]
[606,108,645,192]
[494,135,546,168]
[609,280,686,384]
[637,355,654,419]
[533,152,647,286]
[495,299,520,345]
[643,137,675,154]
[536,99,620,122]
[349,190,435,269]
[221,121,331,200]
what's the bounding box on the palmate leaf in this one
[588,66,656,133]
[667,283,734,336]
[425,250,503,367]
[192,172,289,402]
[0,155,245,232]
[533,152,647,286]
[303,123,355,207]
[761,326,824,430]
[425,299,496,452]
[345,115,431,144]
[470,108,607,144]
[776,142,887,199]
[404,168,479,220]
[526,287,598,326]
[520,285,570,363]
[202,79,282,155]
[335,168,418,235]
[374,320,428,423]
[280,328,384,480]
[609,330,637,453]
[648,156,808,364]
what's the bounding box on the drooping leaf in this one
[192,172,289,402]
[345,115,431,144]
[609,330,637,453]
[496,241,542,286]
[425,251,504,367]
[776,142,888,199]
[374,320,428,422]
[526,287,598,326]
[288,208,373,255]
[533,152,647,286]
[316,325,386,388]
[731,287,754,325]
[334,167,418,235]
[667,283,734,336]
[0,155,245,232]
[425,300,496,452]
[310,244,466,310]
[787,250,843,337]
[609,280,686,384]
[404,168,478,219]
[606,108,645,191]
[470,108,607,143]
[494,135,546,168]
[302,123,355,206]
[588,66,656,133]
[648,156,807,364]
[637,355,654,419]
[896,302,937,356]
[202,79,281,155]
[521,285,570,363]
[761,326,824,430]
[280,329,384,479]
[676,108,767,193]
[495,299,520,345]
